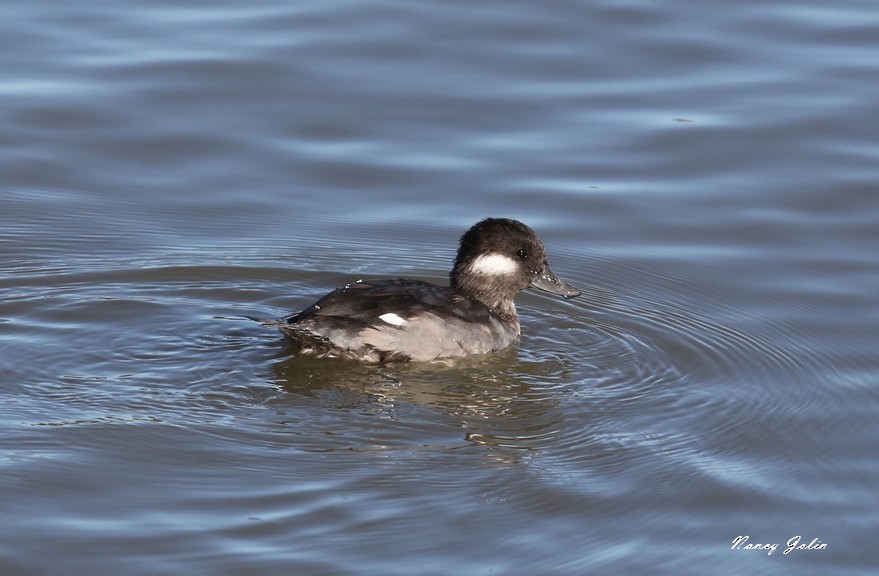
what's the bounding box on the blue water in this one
[2,1,878,574]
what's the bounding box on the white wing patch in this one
[378,312,408,326]
[469,253,519,276]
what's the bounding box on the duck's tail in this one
[243,315,281,327]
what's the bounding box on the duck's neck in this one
[451,272,521,331]
[481,295,520,333]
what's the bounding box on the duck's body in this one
[273,278,519,363]
[256,218,580,363]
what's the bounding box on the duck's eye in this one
[516,248,528,259]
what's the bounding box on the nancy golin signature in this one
[731,535,827,556]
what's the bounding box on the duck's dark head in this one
[450,218,580,320]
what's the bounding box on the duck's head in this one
[450,218,580,319]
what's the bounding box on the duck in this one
[254,218,580,362]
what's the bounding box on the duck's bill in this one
[531,265,581,299]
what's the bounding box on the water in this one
[2,1,878,574]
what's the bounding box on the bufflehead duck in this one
[255,218,580,362]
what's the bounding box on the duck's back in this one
[277,279,518,362]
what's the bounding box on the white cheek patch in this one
[469,253,519,276]
[378,312,408,326]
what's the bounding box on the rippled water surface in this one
[2,1,878,574]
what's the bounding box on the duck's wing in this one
[275,279,499,361]
[292,279,489,321]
